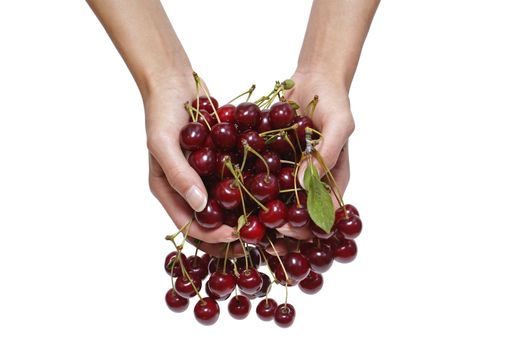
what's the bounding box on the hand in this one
[146,75,237,244]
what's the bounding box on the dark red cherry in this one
[254,150,281,174]
[256,228,278,250]
[237,130,265,154]
[236,247,262,272]
[174,273,202,299]
[335,204,361,220]
[203,134,215,149]
[208,271,236,297]
[192,96,219,115]
[284,252,310,281]
[186,255,208,281]
[273,263,299,286]
[215,179,241,210]
[239,216,266,244]
[235,102,261,130]
[278,167,295,190]
[256,298,278,321]
[311,223,335,239]
[295,115,314,147]
[259,199,287,229]
[194,199,224,229]
[194,110,217,128]
[210,122,238,150]
[297,191,308,208]
[257,109,271,133]
[335,215,363,239]
[334,238,357,263]
[205,281,231,301]
[223,210,240,227]
[194,297,220,325]
[249,173,279,203]
[274,303,296,328]
[180,122,208,151]
[287,204,309,228]
[298,271,323,294]
[302,243,334,273]
[268,134,293,158]
[254,272,272,297]
[188,147,216,176]
[269,102,295,129]
[237,268,263,295]
[217,104,236,123]
[164,251,187,277]
[165,288,189,312]
[201,253,210,267]
[215,151,239,179]
[228,295,251,320]
[207,257,234,274]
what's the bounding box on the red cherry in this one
[188,147,216,176]
[192,96,219,114]
[208,271,236,297]
[278,167,295,190]
[205,280,231,301]
[195,199,224,229]
[335,215,363,239]
[269,101,295,129]
[194,110,217,128]
[254,272,272,297]
[334,238,358,263]
[186,255,208,281]
[237,130,265,154]
[249,174,279,203]
[180,122,208,151]
[235,102,261,130]
[301,243,334,273]
[274,303,296,328]
[215,151,239,179]
[287,204,309,228]
[164,251,187,277]
[223,210,240,227]
[335,204,361,220]
[239,216,266,244]
[254,150,281,174]
[259,199,287,228]
[174,273,202,299]
[298,271,323,294]
[207,257,234,274]
[228,295,251,320]
[295,115,313,147]
[217,104,236,123]
[256,298,278,321]
[203,134,215,149]
[311,223,335,239]
[210,122,238,150]
[236,247,262,272]
[194,297,220,325]
[284,252,310,281]
[257,109,271,133]
[215,179,241,210]
[237,268,263,295]
[268,134,293,158]
[165,288,189,312]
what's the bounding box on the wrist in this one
[293,65,351,92]
[138,65,194,102]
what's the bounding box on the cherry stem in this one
[237,178,269,211]
[186,103,212,130]
[193,72,221,123]
[240,145,249,172]
[226,84,256,105]
[280,160,297,166]
[314,150,345,208]
[294,156,304,207]
[305,95,319,119]
[283,133,298,164]
[225,159,268,211]
[222,242,231,274]
[279,188,303,194]
[266,237,290,283]
[184,101,197,123]
[231,258,239,277]
[237,237,249,271]
[259,249,277,282]
[259,123,298,137]
[245,144,270,178]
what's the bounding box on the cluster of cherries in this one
[164,76,362,327]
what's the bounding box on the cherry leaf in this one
[304,162,334,233]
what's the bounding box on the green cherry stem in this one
[259,123,298,137]
[222,242,230,274]
[227,84,256,105]
[266,237,289,283]
[193,72,221,123]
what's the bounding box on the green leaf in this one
[305,162,334,233]
[237,215,247,230]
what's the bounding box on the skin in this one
[87,0,380,257]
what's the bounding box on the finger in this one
[330,141,350,195]
[264,238,300,256]
[186,238,245,258]
[149,156,237,244]
[276,223,313,240]
[147,128,208,212]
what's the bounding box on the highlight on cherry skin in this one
[165,74,363,327]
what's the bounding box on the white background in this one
[1,0,522,349]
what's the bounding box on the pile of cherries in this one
[164,77,362,327]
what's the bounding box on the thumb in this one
[148,132,208,212]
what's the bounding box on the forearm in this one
[87,0,192,99]
[297,0,380,90]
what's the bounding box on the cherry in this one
[235,102,261,130]
[195,199,224,229]
[228,295,251,320]
[268,134,293,158]
[164,251,187,277]
[194,297,220,325]
[203,134,215,149]
[217,104,236,123]
[237,130,265,154]
[278,167,295,190]
[207,257,234,274]
[194,110,217,128]
[174,273,202,299]
[188,147,216,176]
[237,268,263,295]
[256,228,278,250]
[256,298,278,321]
[287,204,309,228]
[334,238,357,263]
[254,150,281,174]
[210,122,238,150]
[302,243,334,273]
[249,173,279,203]
[215,179,241,210]
[165,288,189,312]
[186,255,208,281]
[259,199,287,229]
[215,152,239,179]
[236,247,262,271]
[295,115,313,147]
[311,223,335,239]
[223,210,240,227]
[208,271,236,298]
[192,96,219,115]
[335,204,360,220]
[180,122,208,151]
[274,303,296,328]
[298,271,323,294]
[257,109,271,133]
[201,253,210,267]
[254,272,272,297]
[239,216,266,244]
[335,215,363,239]
[205,281,231,301]
[269,101,295,129]
[284,252,310,281]
[273,263,299,286]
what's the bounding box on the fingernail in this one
[185,186,207,212]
